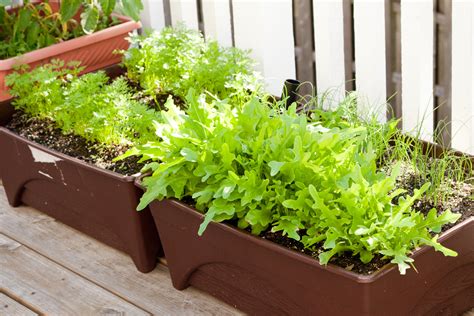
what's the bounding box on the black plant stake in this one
[281,79,301,108]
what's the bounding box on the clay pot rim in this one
[0,127,138,181]
[0,13,141,70]
[159,198,473,283]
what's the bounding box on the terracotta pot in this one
[148,198,473,315]
[0,2,141,102]
[0,127,161,273]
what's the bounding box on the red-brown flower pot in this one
[0,2,140,102]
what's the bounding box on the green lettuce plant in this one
[126,91,460,275]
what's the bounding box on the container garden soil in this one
[0,1,141,102]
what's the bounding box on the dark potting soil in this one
[6,111,142,176]
[261,230,390,275]
[125,76,186,111]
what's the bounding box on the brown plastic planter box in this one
[0,128,161,272]
[0,2,141,102]
[148,195,473,314]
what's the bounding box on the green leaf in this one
[99,0,116,17]
[120,0,143,21]
[282,199,303,211]
[220,143,235,167]
[198,200,235,235]
[137,178,167,210]
[319,245,345,265]
[380,249,413,275]
[423,208,461,233]
[272,217,303,241]
[81,5,100,34]
[26,22,41,47]
[245,208,272,227]
[60,0,82,22]
[0,7,6,24]
[16,7,32,32]
[359,250,374,263]
[198,210,215,236]
[180,148,198,162]
[268,161,284,176]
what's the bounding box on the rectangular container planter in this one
[149,199,473,315]
[0,2,141,102]
[0,127,161,273]
[144,139,474,315]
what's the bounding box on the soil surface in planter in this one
[6,111,142,176]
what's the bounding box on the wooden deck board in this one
[0,233,149,315]
[0,293,38,316]
[0,188,240,315]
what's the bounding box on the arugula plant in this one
[121,25,262,102]
[126,92,460,275]
[0,0,142,59]
[6,60,160,146]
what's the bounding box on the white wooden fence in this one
[140,0,474,155]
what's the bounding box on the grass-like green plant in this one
[305,91,473,207]
[121,24,262,102]
[125,91,460,275]
[6,60,160,146]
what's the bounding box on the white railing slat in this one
[401,0,434,141]
[353,0,387,122]
[201,0,233,46]
[232,0,296,95]
[452,1,474,154]
[170,0,199,29]
[140,0,166,31]
[313,0,347,107]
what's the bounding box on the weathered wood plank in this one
[313,0,347,107]
[401,0,435,141]
[0,293,38,316]
[232,0,296,95]
[0,191,241,315]
[353,0,388,122]
[0,233,149,315]
[452,0,474,154]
